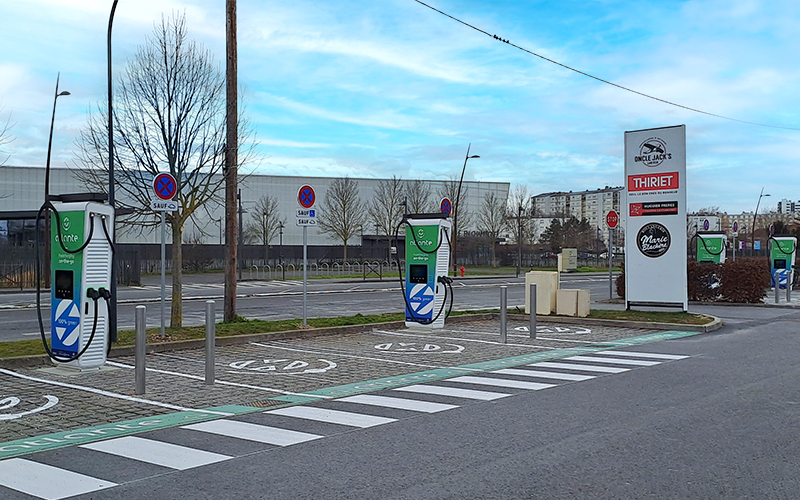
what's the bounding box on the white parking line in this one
[80,436,230,470]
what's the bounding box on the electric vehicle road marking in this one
[0,395,59,421]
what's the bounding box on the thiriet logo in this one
[635,137,672,167]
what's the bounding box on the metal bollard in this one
[135,305,146,395]
[529,283,537,339]
[500,286,507,344]
[787,270,793,302]
[205,300,215,385]
[775,270,781,304]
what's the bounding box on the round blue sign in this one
[154,173,177,201]
[440,198,452,215]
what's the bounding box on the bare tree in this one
[73,13,252,327]
[0,107,14,166]
[506,184,533,244]
[437,177,472,230]
[476,192,507,266]
[369,176,405,257]
[318,176,366,263]
[243,195,282,263]
[405,179,433,213]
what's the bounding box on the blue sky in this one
[2,0,799,213]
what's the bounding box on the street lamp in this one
[43,73,70,289]
[453,144,479,274]
[752,188,770,256]
[278,221,285,281]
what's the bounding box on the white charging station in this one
[50,200,114,370]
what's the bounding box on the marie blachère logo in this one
[635,137,671,167]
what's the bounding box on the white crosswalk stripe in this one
[80,436,230,470]
[393,384,510,400]
[338,394,458,413]
[596,350,688,360]
[0,458,116,500]
[492,368,595,381]
[183,420,322,446]
[563,355,661,366]
[265,406,396,428]
[534,361,630,373]
[449,375,555,391]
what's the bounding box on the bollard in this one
[205,300,215,385]
[529,283,537,339]
[787,270,793,302]
[500,286,508,344]
[135,305,146,395]
[775,270,781,304]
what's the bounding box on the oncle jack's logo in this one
[635,137,672,167]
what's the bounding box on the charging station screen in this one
[55,270,74,300]
[775,259,787,268]
[409,265,427,284]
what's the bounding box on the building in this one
[778,199,798,215]
[531,186,624,247]
[0,166,509,248]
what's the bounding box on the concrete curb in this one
[0,312,717,369]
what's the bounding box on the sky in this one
[1,0,799,214]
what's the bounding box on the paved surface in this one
[0,317,662,445]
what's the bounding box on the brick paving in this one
[0,318,665,442]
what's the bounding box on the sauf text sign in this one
[624,125,688,311]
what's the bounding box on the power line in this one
[413,0,800,132]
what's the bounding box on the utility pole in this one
[224,0,238,322]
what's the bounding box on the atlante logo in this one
[61,217,71,232]
[634,137,672,167]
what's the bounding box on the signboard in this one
[624,125,687,310]
[733,222,739,232]
[153,173,177,201]
[296,209,316,218]
[297,185,316,209]
[440,198,452,215]
[151,200,180,212]
[703,219,710,231]
[606,210,619,229]
[296,218,318,227]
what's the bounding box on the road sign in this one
[151,200,180,211]
[440,198,452,215]
[153,173,177,201]
[296,218,318,227]
[606,210,619,229]
[703,219,710,231]
[770,224,775,235]
[296,209,317,218]
[298,185,316,209]
[733,221,739,232]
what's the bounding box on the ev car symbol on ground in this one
[0,395,59,421]
[226,358,337,375]
[514,326,592,335]
[374,342,465,353]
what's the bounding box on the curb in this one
[0,312,716,369]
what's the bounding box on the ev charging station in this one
[403,214,451,329]
[48,197,114,370]
[696,231,727,264]
[769,236,796,288]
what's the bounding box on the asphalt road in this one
[9,305,800,499]
[0,273,618,342]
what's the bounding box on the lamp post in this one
[262,213,268,264]
[43,73,70,289]
[107,0,119,344]
[237,189,246,279]
[278,221,284,281]
[752,188,770,256]
[453,144,479,274]
[516,205,523,277]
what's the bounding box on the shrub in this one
[687,261,721,301]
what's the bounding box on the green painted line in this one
[0,410,219,460]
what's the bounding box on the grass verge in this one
[0,308,710,359]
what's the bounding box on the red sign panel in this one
[606,210,619,228]
[629,202,679,217]
[440,198,452,215]
[297,185,316,209]
[628,171,679,192]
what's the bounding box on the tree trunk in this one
[343,242,348,264]
[171,218,183,328]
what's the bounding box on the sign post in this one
[152,173,178,338]
[606,210,619,300]
[733,221,739,262]
[297,185,316,327]
[624,125,688,311]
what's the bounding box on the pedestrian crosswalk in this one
[0,349,688,499]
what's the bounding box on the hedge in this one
[616,257,770,303]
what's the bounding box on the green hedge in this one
[616,257,769,303]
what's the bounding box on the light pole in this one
[278,221,284,281]
[453,144,479,274]
[237,189,246,279]
[44,73,70,289]
[516,205,523,277]
[262,213,268,264]
[107,0,119,345]
[752,188,770,256]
